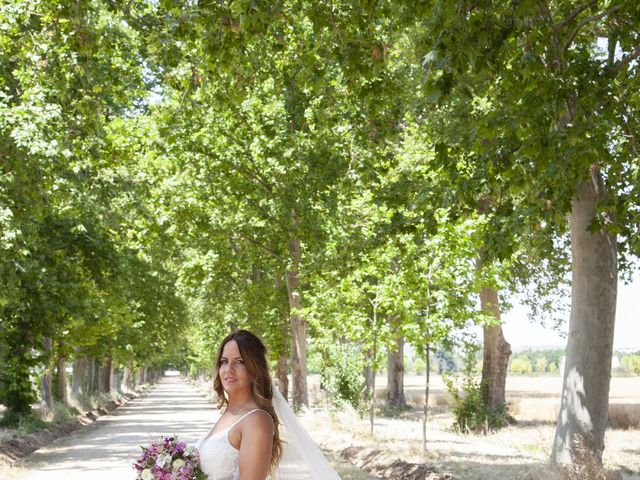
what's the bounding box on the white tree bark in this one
[285,236,308,409]
[552,175,617,466]
[71,356,88,398]
[123,364,133,392]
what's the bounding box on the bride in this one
[195,330,341,480]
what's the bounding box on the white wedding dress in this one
[195,389,341,480]
[196,409,268,480]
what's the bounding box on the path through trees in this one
[14,376,216,480]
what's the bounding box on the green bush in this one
[620,354,640,375]
[443,373,511,433]
[535,357,549,373]
[413,357,426,375]
[319,344,367,413]
[443,346,512,433]
[510,356,533,374]
[53,401,79,423]
[0,410,47,432]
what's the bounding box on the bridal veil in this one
[271,386,342,480]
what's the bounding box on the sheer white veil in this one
[271,386,342,479]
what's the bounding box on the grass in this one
[0,387,137,443]
[0,412,47,435]
[515,443,546,455]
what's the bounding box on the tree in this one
[417,0,640,468]
[0,1,185,422]
[510,356,533,375]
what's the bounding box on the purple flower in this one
[133,435,203,480]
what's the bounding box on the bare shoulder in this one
[242,409,274,435]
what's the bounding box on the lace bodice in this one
[195,409,270,480]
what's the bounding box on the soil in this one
[338,445,456,480]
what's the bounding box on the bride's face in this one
[219,340,255,395]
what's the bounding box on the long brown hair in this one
[213,330,283,474]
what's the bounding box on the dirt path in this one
[5,374,369,480]
[9,375,217,480]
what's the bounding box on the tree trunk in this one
[363,363,374,394]
[89,357,100,395]
[480,286,512,410]
[54,354,68,405]
[285,236,308,409]
[273,274,290,402]
[423,344,430,453]
[41,337,54,414]
[386,335,406,407]
[86,357,94,395]
[111,368,121,393]
[123,364,133,392]
[71,356,88,398]
[423,271,433,453]
[276,353,289,401]
[552,176,617,467]
[100,357,112,394]
[369,302,378,435]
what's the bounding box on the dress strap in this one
[228,408,274,432]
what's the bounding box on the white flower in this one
[172,458,186,471]
[155,453,172,467]
[141,469,154,480]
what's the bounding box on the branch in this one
[243,196,284,226]
[611,47,640,72]
[552,0,597,31]
[231,232,285,264]
[562,5,623,52]
[235,162,276,195]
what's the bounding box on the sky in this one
[497,274,639,352]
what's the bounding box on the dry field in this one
[301,374,640,480]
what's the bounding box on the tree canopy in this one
[1,0,638,470]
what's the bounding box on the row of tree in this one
[0,1,186,422]
[1,0,638,472]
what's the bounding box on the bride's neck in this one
[226,390,255,411]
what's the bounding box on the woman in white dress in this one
[196,330,283,480]
[196,329,342,480]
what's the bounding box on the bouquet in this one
[133,435,207,480]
